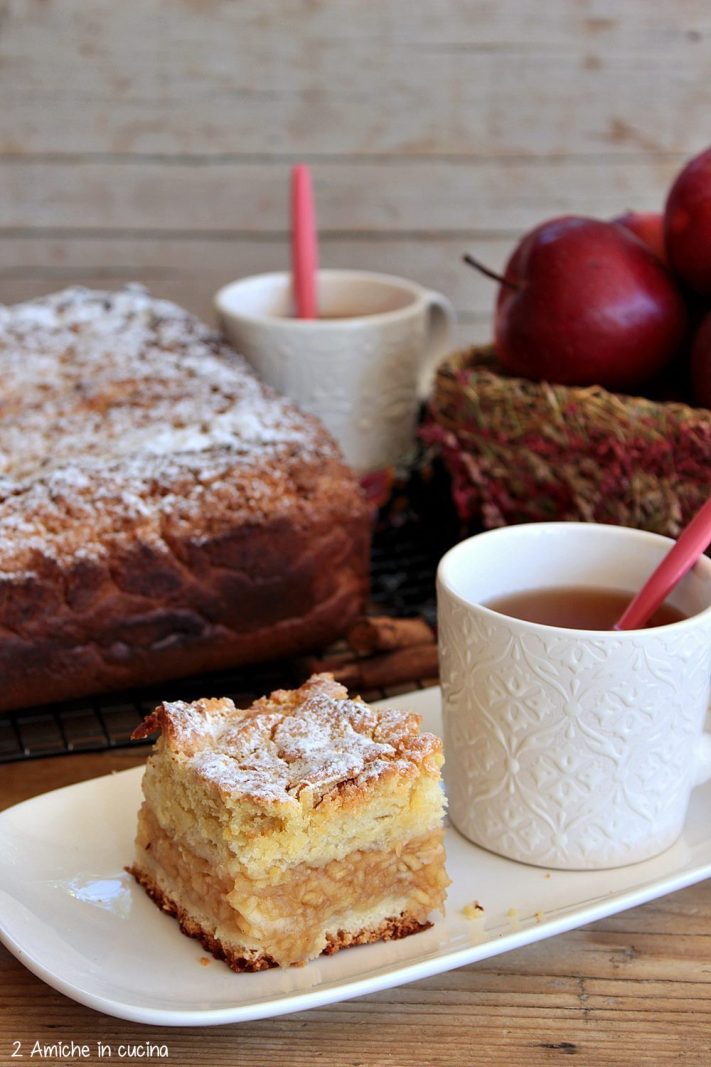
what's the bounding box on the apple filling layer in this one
[131,801,448,968]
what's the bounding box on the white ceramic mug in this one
[215,269,454,473]
[437,522,711,870]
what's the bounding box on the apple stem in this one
[463,253,518,290]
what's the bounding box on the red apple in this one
[690,312,711,408]
[612,211,666,263]
[482,216,687,390]
[665,146,711,295]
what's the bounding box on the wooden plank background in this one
[0,0,708,345]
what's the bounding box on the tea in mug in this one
[484,585,687,630]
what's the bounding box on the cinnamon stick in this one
[346,615,435,654]
[304,643,439,692]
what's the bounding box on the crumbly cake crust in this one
[0,285,343,567]
[132,672,441,806]
[0,287,369,710]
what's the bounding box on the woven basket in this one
[422,346,711,538]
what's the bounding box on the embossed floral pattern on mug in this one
[215,270,453,472]
[437,523,711,870]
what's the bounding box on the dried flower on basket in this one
[422,347,711,539]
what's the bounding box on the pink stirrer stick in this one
[615,494,711,630]
[291,164,318,319]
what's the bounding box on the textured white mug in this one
[215,269,454,472]
[437,522,711,870]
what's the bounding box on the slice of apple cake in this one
[129,673,449,970]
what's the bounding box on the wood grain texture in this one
[0,0,708,338]
[0,0,708,158]
[2,756,711,1066]
[0,157,684,232]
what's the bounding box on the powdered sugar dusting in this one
[0,286,341,571]
[155,675,439,803]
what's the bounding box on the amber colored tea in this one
[287,312,379,320]
[484,586,688,630]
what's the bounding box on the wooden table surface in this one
[2,750,710,1067]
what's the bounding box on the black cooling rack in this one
[0,501,454,763]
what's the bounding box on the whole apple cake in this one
[129,673,449,969]
[0,286,369,711]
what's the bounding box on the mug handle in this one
[417,290,457,399]
[692,727,711,787]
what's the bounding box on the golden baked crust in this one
[130,674,449,968]
[0,287,369,710]
[132,673,447,876]
[132,672,441,804]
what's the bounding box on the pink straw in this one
[615,494,711,630]
[291,164,318,319]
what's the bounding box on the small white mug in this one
[437,522,711,870]
[215,269,455,473]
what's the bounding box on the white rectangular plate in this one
[1,687,710,1027]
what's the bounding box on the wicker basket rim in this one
[435,345,711,424]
